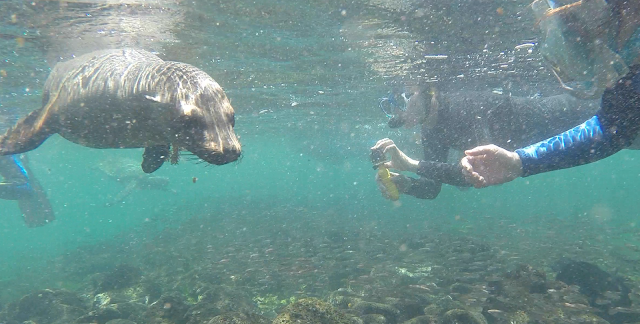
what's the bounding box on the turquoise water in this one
[1,0,640,322]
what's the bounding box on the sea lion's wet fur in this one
[0,49,241,172]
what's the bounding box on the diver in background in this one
[376,0,640,189]
[372,86,599,200]
[457,0,640,188]
[0,110,54,227]
[0,155,55,227]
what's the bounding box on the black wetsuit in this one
[403,92,599,199]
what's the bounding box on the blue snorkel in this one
[547,0,556,9]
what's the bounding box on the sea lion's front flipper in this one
[141,145,170,173]
[0,108,55,155]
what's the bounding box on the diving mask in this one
[379,92,411,119]
[532,0,629,99]
[380,91,413,128]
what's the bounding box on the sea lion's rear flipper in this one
[106,181,138,207]
[141,145,170,173]
[0,108,55,155]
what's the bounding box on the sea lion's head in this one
[173,79,241,166]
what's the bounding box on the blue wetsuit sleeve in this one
[516,65,640,177]
[0,155,34,200]
[516,115,612,176]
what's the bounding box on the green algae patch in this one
[253,294,296,317]
[272,298,353,324]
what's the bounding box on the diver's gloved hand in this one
[375,171,411,200]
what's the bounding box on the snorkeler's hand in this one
[375,171,411,199]
[371,138,419,173]
[460,145,522,188]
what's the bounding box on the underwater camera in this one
[370,149,400,201]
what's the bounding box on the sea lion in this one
[0,48,241,173]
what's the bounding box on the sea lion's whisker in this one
[234,153,243,165]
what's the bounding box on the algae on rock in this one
[272,298,354,324]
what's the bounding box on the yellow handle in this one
[378,166,400,201]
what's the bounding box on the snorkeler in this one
[0,111,54,227]
[371,86,598,199]
[458,0,640,188]
[0,154,55,227]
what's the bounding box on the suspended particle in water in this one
[192,177,198,183]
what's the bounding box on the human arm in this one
[462,65,640,187]
[376,165,470,200]
[516,66,640,176]
[375,171,442,200]
[371,138,471,199]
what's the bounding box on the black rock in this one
[504,264,548,295]
[97,264,143,293]
[185,285,257,324]
[450,283,473,294]
[146,293,190,324]
[206,312,270,324]
[105,320,137,324]
[3,289,87,324]
[441,309,487,324]
[555,260,635,324]
[351,301,400,323]
[76,306,123,324]
[555,260,631,308]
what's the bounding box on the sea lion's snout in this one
[180,100,241,166]
[195,145,241,165]
[174,77,242,166]
[186,119,241,165]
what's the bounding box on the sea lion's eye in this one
[228,114,235,127]
[180,114,202,132]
